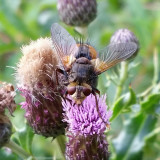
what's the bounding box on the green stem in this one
[153,48,159,86]
[114,61,129,101]
[55,136,66,160]
[75,26,88,39]
[5,140,35,160]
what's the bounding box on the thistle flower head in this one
[57,0,97,27]
[110,28,139,44]
[16,38,66,138]
[63,94,111,159]
[16,38,59,90]
[110,29,139,59]
[65,133,109,160]
[63,94,112,136]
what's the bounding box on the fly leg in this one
[55,68,70,101]
[92,89,107,127]
[55,68,67,85]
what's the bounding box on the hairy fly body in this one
[51,23,138,104]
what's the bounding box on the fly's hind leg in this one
[92,89,108,127]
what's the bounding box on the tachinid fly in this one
[51,23,138,104]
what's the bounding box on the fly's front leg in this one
[55,68,65,85]
[55,68,72,102]
[92,87,100,95]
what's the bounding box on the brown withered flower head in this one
[57,0,97,27]
[0,115,12,148]
[16,38,66,138]
[0,82,16,147]
[0,82,16,115]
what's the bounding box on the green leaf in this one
[141,93,160,114]
[0,149,18,160]
[0,0,36,39]
[112,114,157,160]
[110,87,136,121]
[18,125,34,154]
[0,42,17,54]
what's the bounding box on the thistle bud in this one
[110,29,139,59]
[63,95,112,159]
[57,0,97,27]
[16,38,66,138]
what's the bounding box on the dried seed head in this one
[57,0,97,27]
[0,114,12,148]
[110,29,139,59]
[16,38,66,138]
[16,38,59,90]
[0,82,16,115]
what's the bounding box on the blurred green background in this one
[0,0,160,159]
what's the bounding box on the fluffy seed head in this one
[16,38,59,90]
[16,38,66,138]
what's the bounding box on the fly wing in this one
[93,42,138,74]
[51,23,78,69]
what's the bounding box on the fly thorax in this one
[69,57,94,83]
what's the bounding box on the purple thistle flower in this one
[63,94,112,136]
[18,82,66,138]
[63,94,112,159]
[65,133,109,160]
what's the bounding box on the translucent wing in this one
[51,23,78,68]
[93,42,138,74]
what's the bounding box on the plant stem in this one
[153,48,159,86]
[55,135,66,160]
[114,61,129,101]
[5,140,35,160]
[75,26,88,38]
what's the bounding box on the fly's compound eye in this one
[83,87,91,96]
[67,86,76,95]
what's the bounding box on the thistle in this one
[57,0,97,27]
[16,38,66,138]
[63,94,112,160]
[110,28,139,59]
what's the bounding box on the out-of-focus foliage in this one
[0,0,160,159]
